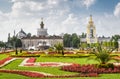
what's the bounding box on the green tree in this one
[15,39,22,48]
[27,33,31,38]
[114,41,119,51]
[63,33,71,47]
[71,33,80,48]
[111,35,120,41]
[54,43,64,55]
[15,38,22,55]
[0,41,5,47]
[80,32,86,38]
[63,33,80,48]
[90,44,118,64]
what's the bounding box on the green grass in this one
[36,57,99,64]
[2,59,77,75]
[0,54,9,60]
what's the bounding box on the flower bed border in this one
[0,69,93,78]
[19,58,73,67]
[0,57,16,67]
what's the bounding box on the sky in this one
[0,0,120,41]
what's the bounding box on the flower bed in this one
[11,54,40,57]
[0,69,98,78]
[26,58,36,63]
[0,57,16,67]
[40,63,59,67]
[20,58,73,67]
[64,52,74,54]
[61,64,120,77]
[48,52,57,54]
[0,69,46,78]
[0,57,12,65]
[27,51,44,54]
[0,69,84,78]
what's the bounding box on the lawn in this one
[0,54,9,60]
[1,52,120,79]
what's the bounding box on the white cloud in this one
[114,2,120,17]
[48,0,59,5]
[10,1,47,18]
[62,14,78,25]
[82,0,96,9]
[11,0,30,2]
[0,0,120,42]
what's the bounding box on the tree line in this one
[63,33,80,48]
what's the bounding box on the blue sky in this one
[0,0,120,41]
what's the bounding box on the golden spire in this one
[89,15,93,24]
[90,15,92,21]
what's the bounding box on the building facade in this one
[18,19,63,50]
[81,15,111,44]
[86,15,97,44]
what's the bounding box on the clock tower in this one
[86,15,97,44]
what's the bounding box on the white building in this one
[18,19,63,50]
[17,29,27,39]
[21,36,63,50]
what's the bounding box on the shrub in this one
[97,63,114,69]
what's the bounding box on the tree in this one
[15,39,22,48]
[80,32,86,38]
[111,35,120,41]
[63,33,71,47]
[0,41,5,48]
[71,33,80,48]
[15,38,22,55]
[54,43,64,55]
[63,33,80,48]
[8,36,22,55]
[90,43,118,64]
[27,33,31,38]
[114,41,119,51]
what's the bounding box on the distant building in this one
[18,18,63,50]
[81,15,111,44]
[86,15,97,44]
[98,37,111,43]
[17,29,27,39]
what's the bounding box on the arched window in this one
[90,29,94,38]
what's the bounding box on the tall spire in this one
[90,15,92,21]
[89,15,93,24]
[40,18,44,29]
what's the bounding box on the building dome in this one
[17,29,27,39]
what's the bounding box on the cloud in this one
[114,2,120,17]
[62,14,78,25]
[0,0,120,41]
[82,0,96,9]
[10,1,47,18]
